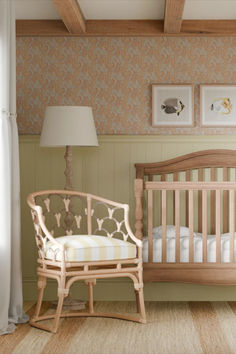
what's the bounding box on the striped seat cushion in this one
[45,235,137,262]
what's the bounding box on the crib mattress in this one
[143,230,236,263]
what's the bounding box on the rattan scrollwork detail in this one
[31,209,62,261]
[34,193,86,237]
[92,202,130,241]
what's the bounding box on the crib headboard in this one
[135,150,236,179]
[134,149,236,239]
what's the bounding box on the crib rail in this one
[145,181,236,190]
[135,180,236,265]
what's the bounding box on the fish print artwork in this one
[210,98,232,115]
[201,85,236,126]
[152,84,193,127]
[161,98,185,116]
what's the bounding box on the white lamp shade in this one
[40,106,98,147]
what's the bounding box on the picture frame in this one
[200,84,236,127]
[152,84,194,127]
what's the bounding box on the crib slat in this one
[216,190,221,263]
[148,175,153,181]
[173,172,178,224]
[161,175,166,182]
[173,172,178,181]
[189,189,194,263]
[223,168,229,233]
[162,190,167,263]
[198,168,203,233]
[229,190,235,263]
[210,168,216,234]
[202,189,207,262]
[148,190,153,263]
[160,175,166,230]
[186,170,191,227]
[175,190,180,263]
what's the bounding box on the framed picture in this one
[200,85,236,127]
[152,84,194,127]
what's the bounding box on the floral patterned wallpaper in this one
[16,37,236,135]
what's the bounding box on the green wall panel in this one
[20,135,236,301]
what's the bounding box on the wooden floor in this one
[1,301,236,354]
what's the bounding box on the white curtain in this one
[0,0,28,335]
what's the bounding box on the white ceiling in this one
[14,0,236,20]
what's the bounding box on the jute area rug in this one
[1,301,236,354]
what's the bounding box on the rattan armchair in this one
[27,190,146,333]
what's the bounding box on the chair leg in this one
[51,276,68,334]
[135,290,140,313]
[135,270,146,323]
[52,291,65,334]
[34,276,47,320]
[85,279,96,314]
[136,287,146,323]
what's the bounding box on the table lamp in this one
[40,106,98,310]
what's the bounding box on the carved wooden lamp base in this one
[64,145,73,191]
[61,145,87,310]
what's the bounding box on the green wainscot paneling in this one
[20,135,236,301]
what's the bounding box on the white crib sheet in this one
[143,228,236,263]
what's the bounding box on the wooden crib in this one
[134,149,236,284]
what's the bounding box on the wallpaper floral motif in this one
[16,37,236,135]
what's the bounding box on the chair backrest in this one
[27,190,136,251]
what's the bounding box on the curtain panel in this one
[0,0,28,335]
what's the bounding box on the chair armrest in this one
[123,204,142,248]
[31,205,64,251]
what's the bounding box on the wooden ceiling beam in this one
[164,0,186,33]
[16,19,236,37]
[182,20,236,35]
[51,0,86,34]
